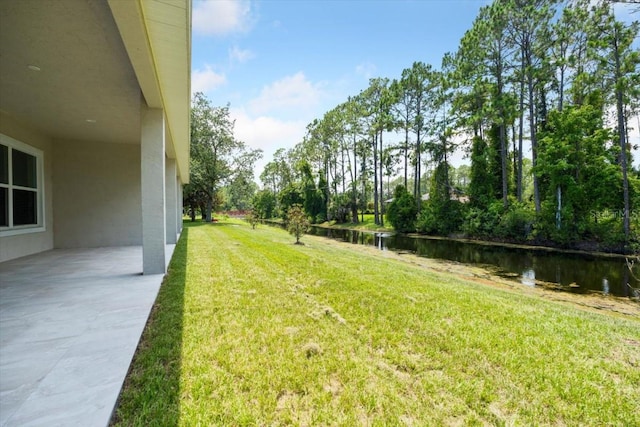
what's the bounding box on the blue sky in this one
[191,0,639,181]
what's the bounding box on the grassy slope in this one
[113,220,640,426]
[318,214,394,233]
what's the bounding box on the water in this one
[305,226,639,298]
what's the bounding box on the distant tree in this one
[453,164,472,189]
[252,190,276,219]
[536,100,619,241]
[399,62,437,206]
[279,183,304,220]
[188,92,262,221]
[506,0,556,212]
[224,171,258,211]
[418,162,466,235]
[286,204,310,244]
[247,208,260,229]
[328,192,354,224]
[468,136,494,209]
[183,185,207,222]
[589,2,640,241]
[386,185,418,233]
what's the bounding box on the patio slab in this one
[0,245,174,427]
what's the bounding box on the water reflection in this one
[306,226,638,298]
[522,268,536,287]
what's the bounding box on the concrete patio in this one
[0,245,175,426]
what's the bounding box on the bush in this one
[417,199,466,236]
[462,201,503,237]
[252,190,276,219]
[328,193,352,224]
[386,185,417,233]
[496,203,535,241]
[535,199,581,245]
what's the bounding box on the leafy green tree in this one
[342,96,365,223]
[298,161,325,223]
[398,62,437,205]
[279,183,304,220]
[252,190,276,219]
[316,169,329,222]
[387,185,417,233]
[417,162,465,235]
[452,164,471,189]
[506,0,556,212]
[589,2,640,241]
[224,171,258,211]
[536,101,619,241]
[260,148,293,196]
[286,204,310,244]
[328,192,355,224]
[382,146,400,199]
[390,78,415,189]
[359,77,394,225]
[183,186,208,222]
[468,136,494,209]
[550,0,591,111]
[486,123,509,202]
[247,208,260,229]
[188,92,262,221]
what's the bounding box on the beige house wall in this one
[52,140,142,249]
[0,112,54,262]
[1,0,189,269]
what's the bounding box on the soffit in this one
[0,0,141,145]
[108,0,191,182]
[142,0,191,181]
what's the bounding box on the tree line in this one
[253,0,639,251]
[184,93,262,222]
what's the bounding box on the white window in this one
[0,134,45,236]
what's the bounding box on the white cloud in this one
[192,66,226,94]
[248,72,323,116]
[231,107,308,181]
[193,0,253,36]
[229,46,254,64]
[232,108,305,152]
[355,62,377,80]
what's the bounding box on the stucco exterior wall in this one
[53,140,142,248]
[0,112,55,262]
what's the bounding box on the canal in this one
[305,226,639,298]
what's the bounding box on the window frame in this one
[0,133,45,236]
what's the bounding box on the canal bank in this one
[311,230,640,319]
[262,219,640,302]
[309,226,639,298]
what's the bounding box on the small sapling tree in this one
[287,204,309,244]
[247,208,260,229]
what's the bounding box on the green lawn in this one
[112,219,640,426]
[318,214,394,232]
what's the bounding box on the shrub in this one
[386,185,417,233]
[417,199,466,236]
[462,201,502,237]
[328,193,352,224]
[496,202,535,240]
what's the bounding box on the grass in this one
[112,219,640,426]
[318,214,394,232]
